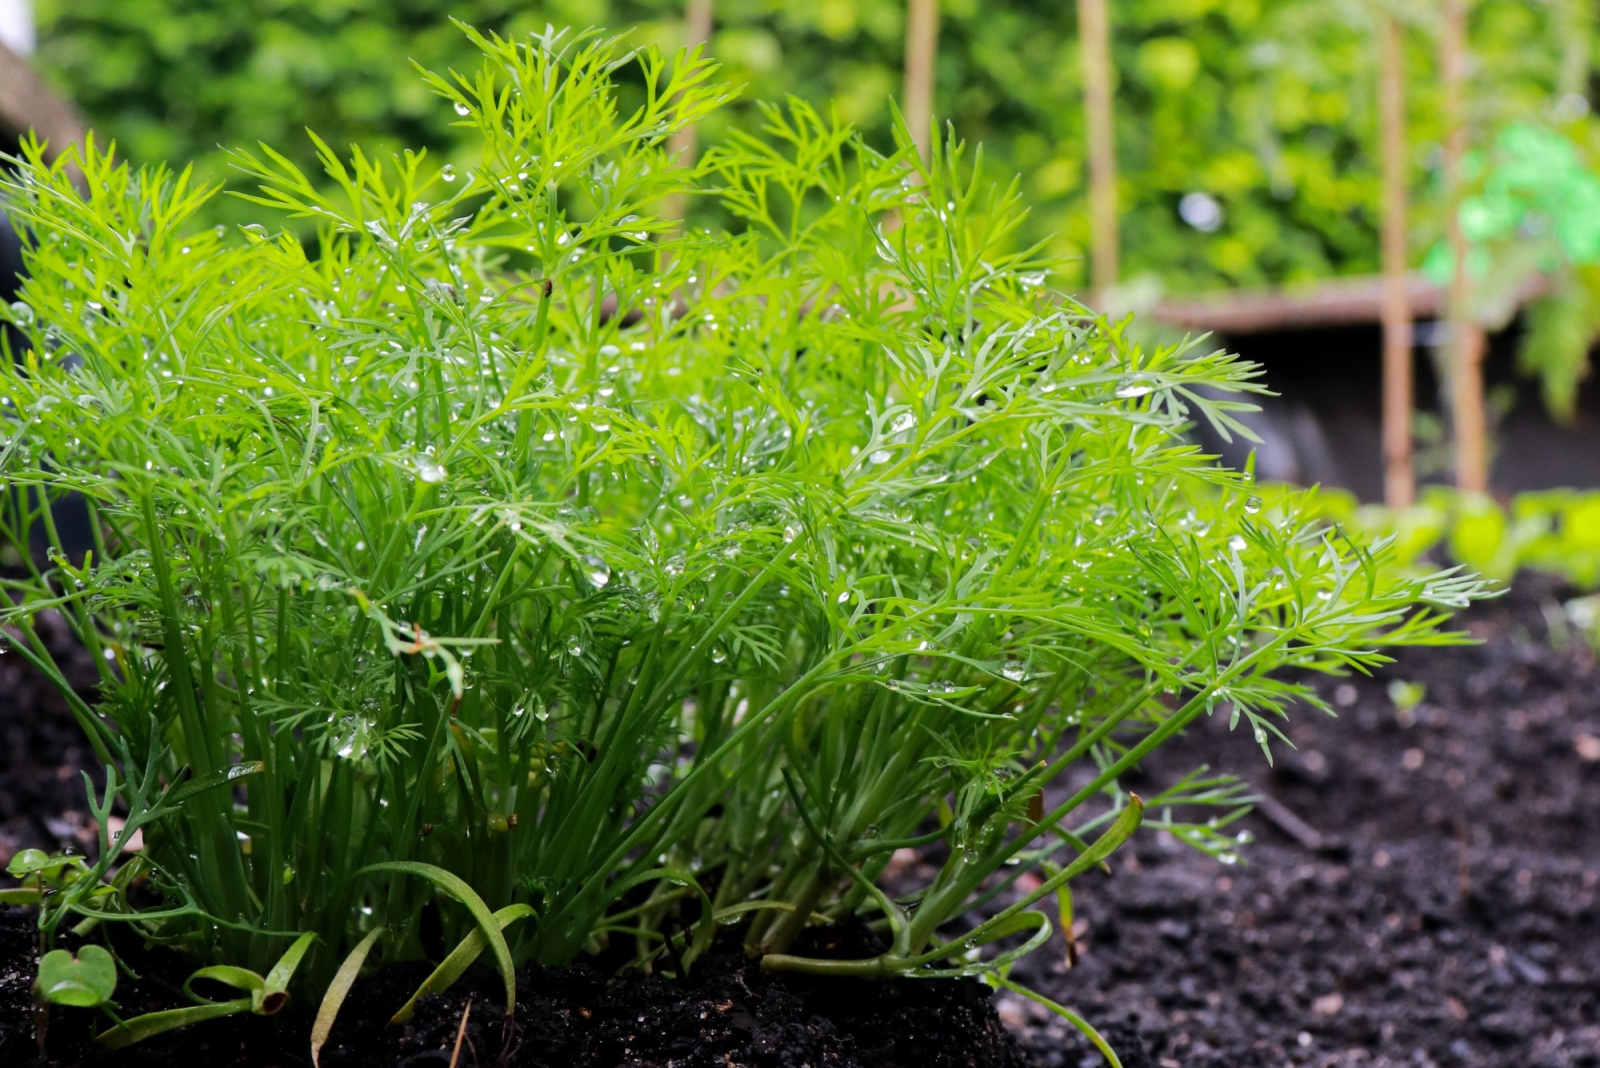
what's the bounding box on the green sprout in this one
[36,945,118,1008]
[0,22,1489,1051]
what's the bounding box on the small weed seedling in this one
[0,23,1488,1054]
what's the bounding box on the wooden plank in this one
[1149,271,1546,337]
[1153,274,1445,335]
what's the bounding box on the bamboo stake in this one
[1556,0,1592,103]
[904,0,939,162]
[663,0,715,221]
[1441,0,1487,493]
[1379,14,1414,507]
[1077,0,1119,302]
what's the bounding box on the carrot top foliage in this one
[1,23,1485,1045]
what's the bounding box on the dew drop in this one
[583,554,611,587]
[567,638,584,657]
[454,101,471,116]
[1001,660,1027,682]
[413,453,446,483]
[869,448,893,465]
[1114,374,1157,399]
[330,715,372,760]
[1244,496,1262,515]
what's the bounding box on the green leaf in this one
[97,1000,252,1050]
[312,926,385,1067]
[263,931,318,1007]
[166,761,266,806]
[182,964,265,1007]
[37,945,118,1008]
[388,904,533,1025]
[6,848,52,877]
[994,976,1122,1068]
[355,862,518,1015]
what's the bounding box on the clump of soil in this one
[1008,573,1600,1068]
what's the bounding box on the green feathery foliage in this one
[2,23,1486,1034]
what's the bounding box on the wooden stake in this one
[1379,15,1414,507]
[1556,0,1593,102]
[1442,0,1487,493]
[663,0,715,221]
[1077,0,1119,301]
[904,0,940,162]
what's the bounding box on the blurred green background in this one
[27,0,1600,296]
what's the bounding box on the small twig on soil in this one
[448,995,473,1068]
[1253,792,1347,857]
[1455,814,1473,903]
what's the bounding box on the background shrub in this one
[31,0,1596,291]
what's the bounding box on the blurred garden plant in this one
[37,0,1590,292]
[1,23,1487,1050]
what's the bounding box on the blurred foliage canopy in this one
[30,0,1600,296]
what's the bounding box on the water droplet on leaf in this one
[1115,374,1157,399]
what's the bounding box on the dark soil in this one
[1004,573,1600,1068]
[3,578,1599,1067]
[0,609,102,863]
[0,913,1025,1068]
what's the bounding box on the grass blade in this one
[312,926,384,1067]
[96,999,253,1050]
[994,976,1123,1068]
[389,904,534,1024]
[357,862,520,1015]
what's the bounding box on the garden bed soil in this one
[3,577,1599,1066]
[0,912,1026,1068]
[1005,573,1600,1068]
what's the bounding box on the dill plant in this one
[0,23,1486,1039]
